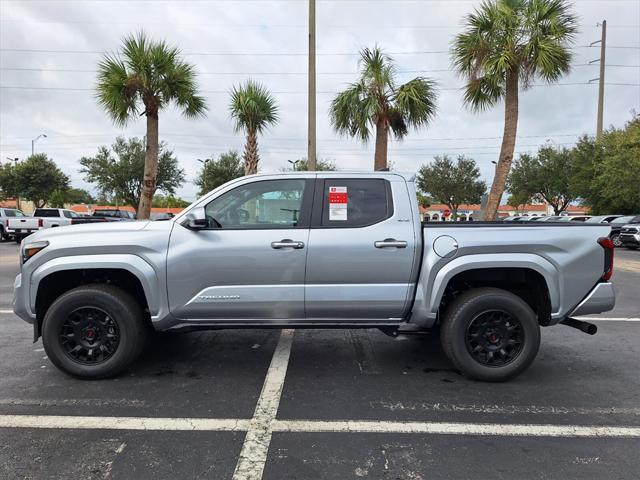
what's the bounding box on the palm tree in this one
[452,0,577,220]
[229,80,279,175]
[330,47,437,171]
[96,32,206,219]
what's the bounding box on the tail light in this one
[597,237,614,281]
[38,218,43,227]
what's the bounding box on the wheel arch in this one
[31,255,161,325]
[427,254,559,325]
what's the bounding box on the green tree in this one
[452,0,577,220]
[507,146,577,215]
[13,154,69,208]
[0,162,18,201]
[417,155,486,219]
[96,31,206,219]
[195,151,245,196]
[49,188,95,208]
[572,116,640,214]
[288,158,337,171]
[506,190,532,213]
[229,80,279,175]
[152,194,191,208]
[330,47,437,171]
[80,137,185,208]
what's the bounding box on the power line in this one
[2,64,638,75]
[2,45,638,56]
[1,83,638,94]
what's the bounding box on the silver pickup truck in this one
[13,172,616,381]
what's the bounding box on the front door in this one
[167,177,314,321]
[304,176,418,321]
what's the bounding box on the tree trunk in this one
[137,113,159,220]
[244,130,259,175]
[374,118,389,171]
[483,71,519,220]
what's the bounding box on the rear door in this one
[304,175,418,321]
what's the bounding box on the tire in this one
[611,233,622,248]
[440,287,540,382]
[42,284,148,379]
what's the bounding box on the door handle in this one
[374,239,408,248]
[271,239,305,249]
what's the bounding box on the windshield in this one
[612,216,635,224]
[34,209,61,217]
[93,210,122,217]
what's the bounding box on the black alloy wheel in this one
[465,310,524,367]
[59,307,120,365]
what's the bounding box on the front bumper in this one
[568,282,616,317]
[620,234,640,247]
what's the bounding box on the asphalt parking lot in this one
[0,241,639,479]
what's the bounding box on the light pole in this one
[31,133,47,155]
[287,159,301,171]
[6,157,21,209]
[197,158,211,193]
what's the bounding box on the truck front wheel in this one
[440,287,540,382]
[42,284,147,379]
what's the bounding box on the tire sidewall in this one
[42,287,142,379]
[445,290,541,382]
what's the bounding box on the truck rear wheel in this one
[42,284,147,379]
[440,287,540,382]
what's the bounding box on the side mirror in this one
[182,207,208,230]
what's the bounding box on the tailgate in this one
[7,218,39,229]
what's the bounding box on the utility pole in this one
[307,0,317,170]
[5,157,20,210]
[589,21,607,139]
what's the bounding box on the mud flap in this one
[33,319,41,343]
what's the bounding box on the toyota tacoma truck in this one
[13,172,616,381]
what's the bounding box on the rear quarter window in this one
[318,179,393,228]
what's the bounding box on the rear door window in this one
[316,179,393,228]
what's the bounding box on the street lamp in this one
[31,133,47,155]
[287,159,300,170]
[197,158,211,193]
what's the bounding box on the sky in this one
[0,0,639,203]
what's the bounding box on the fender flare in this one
[30,254,160,317]
[427,253,560,316]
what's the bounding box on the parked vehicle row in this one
[503,214,640,249]
[3,208,138,243]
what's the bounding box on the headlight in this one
[22,241,49,264]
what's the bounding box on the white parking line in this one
[1,414,639,439]
[0,414,250,431]
[272,420,640,438]
[576,317,640,322]
[0,309,14,314]
[232,329,295,480]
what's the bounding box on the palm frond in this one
[229,80,279,135]
[329,80,376,143]
[393,77,438,135]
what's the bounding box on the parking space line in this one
[232,329,295,480]
[576,317,640,322]
[273,420,640,438]
[0,310,14,314]
[2,414,639,439]
[0,414,250,431]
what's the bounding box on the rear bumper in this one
[568,282,616,317]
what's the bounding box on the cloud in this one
[1,0,638,202]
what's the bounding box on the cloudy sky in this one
[1,0,639,202]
